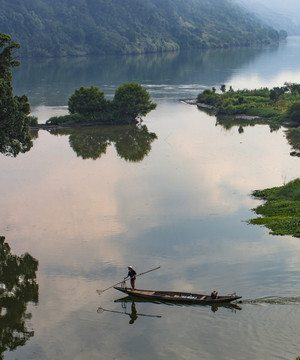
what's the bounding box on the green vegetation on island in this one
[46,82,157,126]
[249,178,300,238]
[0,0,286,58]
[197,83,300,126]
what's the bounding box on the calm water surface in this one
[1,37,300,359]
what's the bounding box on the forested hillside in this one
[0,0,283,57]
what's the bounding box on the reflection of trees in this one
[114,126,157,162]
[0,101,33,157]
[215,115,273,132]
[286,129,300,153]
[0,236,39,358]
[216,116,267,133]
[50,125,157,162]
[69,131,110,160]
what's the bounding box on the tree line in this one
[0,0,286,58]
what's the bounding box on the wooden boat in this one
[114,286,242,304]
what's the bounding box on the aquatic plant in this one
[249,179,300,238]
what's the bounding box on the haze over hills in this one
[0,0,284,58]
[234,0,300,35]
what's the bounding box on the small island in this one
[42,82,157,127]
[195,83,300,127]
[249,178,300,238]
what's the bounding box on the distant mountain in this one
[234,0,300,35]
[0,0,284,58]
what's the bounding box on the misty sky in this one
[235,0,300,18]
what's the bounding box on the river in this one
[1,36,300,359]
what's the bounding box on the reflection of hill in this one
[12,47,271,106]
[50,125,157,162]
[0,236,39,358]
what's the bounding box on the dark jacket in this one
[128,269,136,278]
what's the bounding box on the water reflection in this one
[0,121,33,157]
[285,129,300,155]
[48,125,157,162]
[195,103,283,134]
[12,46,273,106]
[97,301,162,325]
[114,296,242,314]
[214,115,277,132]
[0,236,39,358]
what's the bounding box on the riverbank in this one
[249,178,300,238]
[193,84,300,128]
[182,99,273,124]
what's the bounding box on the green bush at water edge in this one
[197,83,300,126]
[249,179,300,238]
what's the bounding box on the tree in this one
[220,84,226,93]
[0,32,33,157]
[284,82,300,94]
[286,101,300,125]
[270,86,287,102]
[68,86,107,117]
[0,33,20,84]
[113,82,157,124]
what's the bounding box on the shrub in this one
[68,86,107,116]
[113,82,157,123]
[286,101,300,125]
[197,89,220,106]
[28,116,38,126]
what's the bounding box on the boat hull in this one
[114,287,241,304]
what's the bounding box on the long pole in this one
[96,266,160,295]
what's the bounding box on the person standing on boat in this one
[124,266,137,290]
